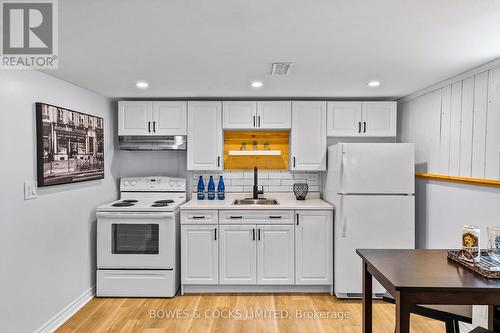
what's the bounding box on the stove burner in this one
[112,202,135,207]
[121,199,138,203]
[151,202,169,207]
[154,199,174,204]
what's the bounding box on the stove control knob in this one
[123,180,129,186]
[169,180,175,187]
[176,180,182,187]
[130,181,137,186]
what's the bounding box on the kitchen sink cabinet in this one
[257,225,295,284]
[187,101,223,170]
[181,224,219,285]
[327,101,396,137]
[295,210,333,284]
[291,101,327,171]
[219,225,257,284]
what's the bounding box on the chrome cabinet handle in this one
[269,216,282,219]
[217,156,220,167]
[214,228,217,240]
[253,228,255,240]
[258,116,261,127]
[148,121,151,133]
[358,122,361,133]
[153,121,156,133]
[230,216,242,219]
[192,216,205,219]
[258,228,261,241]
[296,213,299,225]
[363,122,367,133]
[253,115,256,127]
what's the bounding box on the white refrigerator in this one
[324,143,415,298]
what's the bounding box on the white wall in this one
[0,70,118,333]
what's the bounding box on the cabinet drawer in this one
[219,210,294,224]
[181,210,218,224]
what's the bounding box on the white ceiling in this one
[44,0,500,98]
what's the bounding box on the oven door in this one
[97,211,174,269]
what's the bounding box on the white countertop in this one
[180,192,334,210]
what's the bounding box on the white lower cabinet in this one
[257,225,295,285]
[181,224,218,284]
[219,225,257,284]
[295,210,333,284]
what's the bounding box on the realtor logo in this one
[1,0,58,68]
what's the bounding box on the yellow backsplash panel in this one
[224,131,289,170]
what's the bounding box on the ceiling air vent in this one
[270,62,293,75]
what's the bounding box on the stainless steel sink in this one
[232,198,279,205]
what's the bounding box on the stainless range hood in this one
[119,135,187,151]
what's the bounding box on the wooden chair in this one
[382,292,472,333]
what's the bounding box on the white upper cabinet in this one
[118,101,187,136]
[326,101,397,137]
[291,101,327,171]
[327,102,362,137]
[361,102,397,137]
[223,101,291,129]
[118,101,153,136]
[187,101,223,170]
[256,101,291,129]
[152,101,187,135]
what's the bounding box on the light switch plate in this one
[24,181,38,200]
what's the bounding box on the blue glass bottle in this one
[197,176,205,200]
[207,176,215,200]
[217,176,225,200]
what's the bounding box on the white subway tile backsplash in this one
[192,171,320,193]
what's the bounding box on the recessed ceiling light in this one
[368,80,380,88]
[251,81,263,88]
[136,81,149,89]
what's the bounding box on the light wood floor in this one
[57,294,445,333]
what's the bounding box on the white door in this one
[361,101,397,137]
[187,101,223,170]
[181,225,218,284]
[152,101,187,135]
[334,195,415,297]
[219,225,257,284]
[291,101,327,171]
[257,225,294,285]
[327,102,362,137]
[222,101,257,129]
[339,143,415,194]
[256,101,291,129]
[295,211,333,285]
[118,101,153,136]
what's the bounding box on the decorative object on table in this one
[217,175,225,200]
[207,176,215,200]
[252,140,258,151]
[293,183,308,200]
[264,142,270,150]
[487,227,500,261]
[197,176,205,200]
[447,250,500,279]
[462,225,481,262]
[35,102,104,186]
[240,142,247,151]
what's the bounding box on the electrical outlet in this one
[24,181,38,200]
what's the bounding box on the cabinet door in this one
[219,225,256,284]
[187,101,223,170]
[256,101,291,129]
[257,225,294,285]
[295,211,333,285]
[181,225,218,285]
[327,102,362,137]
[152,101,187,135]
[222,101,257,129]
[291,101,327,171]
[118,101,153,136]
[361,101,397,137]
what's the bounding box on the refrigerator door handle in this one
[340,153,347,193]
[342,216,347,238]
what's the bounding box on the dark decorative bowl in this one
[293,183,308,200]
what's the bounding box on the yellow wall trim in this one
[415,173,500,188]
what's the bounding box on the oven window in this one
[112,224,159,254]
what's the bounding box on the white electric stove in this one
[96,176,186,297]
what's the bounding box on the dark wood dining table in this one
[356,249,500,333]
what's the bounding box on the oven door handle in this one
[97,212,173,219]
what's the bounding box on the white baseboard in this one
[36,286,95,333]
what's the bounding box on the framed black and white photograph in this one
[35,102,104,186]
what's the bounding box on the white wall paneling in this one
[399,65,500,181]
[459,77,474,177]
[486,67,500,179]
[471,72,489,178]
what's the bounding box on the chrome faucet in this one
[253,167,264,199]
